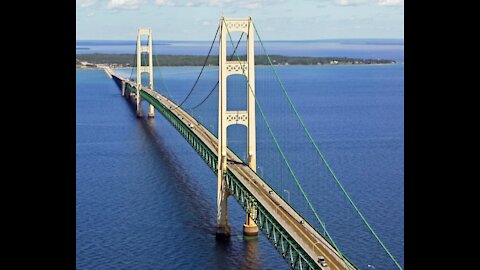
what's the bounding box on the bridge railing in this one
[111,73,348,269]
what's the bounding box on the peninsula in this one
[76,54,396,69]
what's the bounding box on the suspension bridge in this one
[104,17,403,270]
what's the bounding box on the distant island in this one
[76,53,396,68]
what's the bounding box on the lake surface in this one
[76,39,404,62]
[76,63,403,269]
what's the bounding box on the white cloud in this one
[155,0,175,6]
[242,2,261,9]
[79,0,288,11]
[208,0,234,6]
[207,0,264,9]
[334,0,369,6]
[186,1,201,7]
[332,0,403,6]
[377,0,402,6]
[107,0,141,10]
[152,0,282,8]
[153,0,229,8]
[77,0,98,8]
[87,12,95,17]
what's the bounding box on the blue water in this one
[76,64,403,269]
[76,39,404,62]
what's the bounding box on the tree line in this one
[76,54,395,67]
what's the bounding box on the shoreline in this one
[76,53,398,69]
[76,62,403,70]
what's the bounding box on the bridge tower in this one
[136,28,155,118]
[217,17,258,238]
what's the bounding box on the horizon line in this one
[76,38,404,42]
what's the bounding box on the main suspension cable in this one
[129,43,137,81]
[153,53,174,100]
[185,32,244,110]
[252,21,403,270]
[171,24,220,110]
[224,21,353,269]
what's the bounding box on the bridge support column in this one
[136,28,155,119]
[121,80,126,96]
[216,171,230,238]
[243,215,258,237]
[136,94,144,118]
[218,17,258,238]
[148,104,155,118]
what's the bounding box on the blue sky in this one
[76,0,403,40]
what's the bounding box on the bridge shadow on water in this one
[139,116,215,230]
[140,117,264,269]
[119,92,217,232]
[116,92,275,269]
[211,236,260,270]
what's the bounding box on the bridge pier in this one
[244,199,258,237]
[216,224,231,238]
[136,95,144,118]
[216,172,231,238]
[148,104,155,118]
[243,215,258,237]
[243,223,258,237]
[121,80,126,96]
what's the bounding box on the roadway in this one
[108,70,356,270]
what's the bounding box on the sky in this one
[76,0,403,40]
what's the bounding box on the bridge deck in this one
[107,69,356,270]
